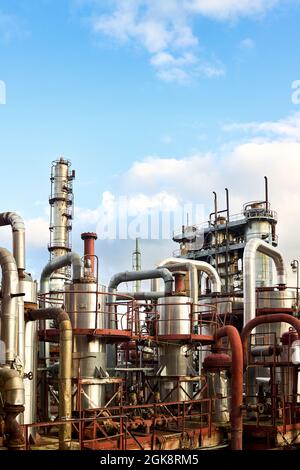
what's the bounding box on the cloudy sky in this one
[0,0,300,286]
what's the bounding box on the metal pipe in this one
[264,176,268,210]
[0,248,20,364]
[0,212,25,276]
[215,326,243,451]
[108,268,173,296]
[158,258,221,304]
[213,191,218,224]
[81,232,97,273]
[27,308,72,450]
[225,188,229,222]
[243,239,287,326]
[241,313,300,370]
[174,272,186,293]
[40,252,82,294]
[116,291,168,301]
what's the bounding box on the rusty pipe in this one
[215,326,243,450]
[241,314,300,370]
[27,308,72,450]
[81,232,97,273]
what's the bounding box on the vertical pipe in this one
[215,326,243,451]
[225,188,229,292]
[264,176,269,210]
[174,272,185,293]
[225,188,230,222]
[0,248,19,364]
[213,191,218,224]
[81,232,97,273]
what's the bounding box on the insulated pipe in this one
[241,314,300,370]
[215,326,243,451]
[0,212,25,275]
[27,308,72,450]
[158,258,221,293]
[158,258,221,305]
[0,248,19,364]
[40,252,82,294]
[243,239,287,326]
[108,269,173,296]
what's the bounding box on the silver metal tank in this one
[157,295,193,335]
[65,281,108,410]
[156,296,195,401]
[207,371,230,424]
[244,202,276,287]
[49,158,74,288]
[250,290,297,401]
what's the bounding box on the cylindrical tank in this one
[65,281,107,410]
[244,202,276,287]
[157,295,193,335]
[49,158,74,288]
[156,296,194,401]
[248,290,297,403]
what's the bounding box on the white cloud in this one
[25,217,49,248]
[76,0,283,83]
[0,10,27,43]
[186,0,279,20]
[71,111,300,284]
[198,62,225,77]
[223,112,300,141]
[239,37,256,49]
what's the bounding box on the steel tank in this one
[65,281,108,410]
[244,202,275,287]
[157,295,193,335]
[250,290,297,401]
[156,296,195,401]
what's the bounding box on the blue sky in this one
[0,0,300,284]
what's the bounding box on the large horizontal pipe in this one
[40,252,82,294]
[0,212,25,275]
[108,268,173,297]
[243,239,287,326]
[215,326,243,451]
[0,248,19,364]
[241,314,300,369]
[27,308,72,450]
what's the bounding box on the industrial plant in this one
[1,158,300,451]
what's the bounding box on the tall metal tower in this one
[48,157,75,292]
[132,238,141,292]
